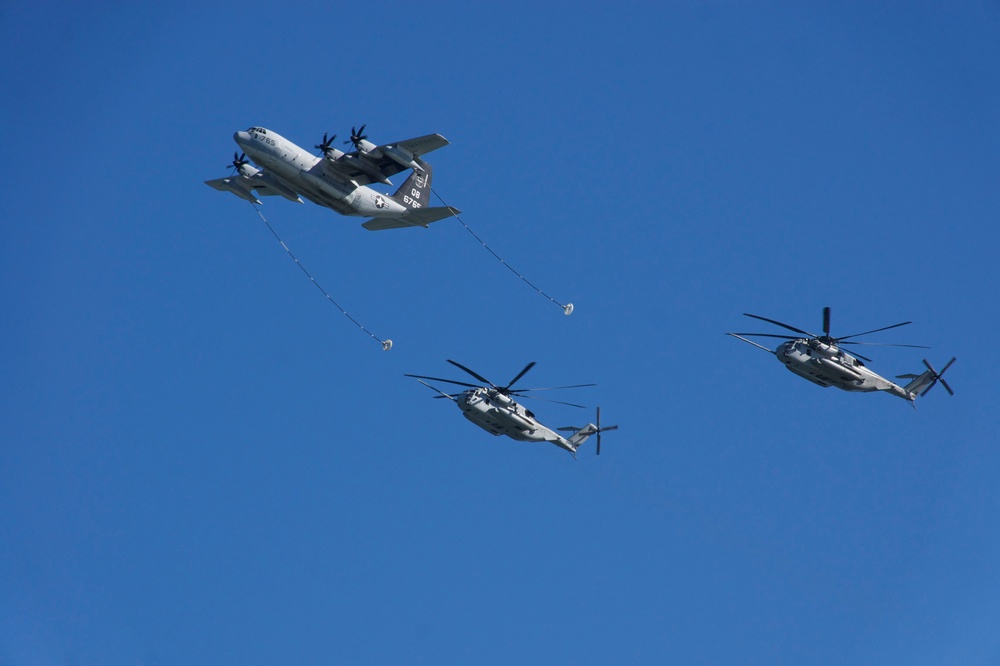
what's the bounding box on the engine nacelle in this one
[816,357,864,380]
[383,145,423,172]
[491,392,515,407]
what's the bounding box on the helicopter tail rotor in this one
[897,357,956,398]
[562,407,618,455]
[919,357,956,396]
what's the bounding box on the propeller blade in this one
[446,360,497,388]
[823,307,831,338]
[505,362,536,390]
[346,124,369,146]
[836,320,912,341]
[742,313,816,338]
[404,373,479,389]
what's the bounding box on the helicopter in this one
[405,360,617,457]
[727,307,955,405]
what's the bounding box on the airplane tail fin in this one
[390,158,433,210]
[362,159,458,230]
[897,357,956,400]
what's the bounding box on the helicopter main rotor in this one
[405,360,596,408]
[733,307,929,362]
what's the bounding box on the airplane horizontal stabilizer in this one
[361,206,461,231]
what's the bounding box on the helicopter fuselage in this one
[775,339,907,396]
[456,388,577,452]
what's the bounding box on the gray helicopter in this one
[406,360,617,457]
[728,307,955,405]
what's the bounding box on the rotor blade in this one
[836,321,912,341]
[510,383,597,393]
[742,313,816,338]
[839,341,930,349]
[727,333,778,353]
[404,373,479,389]
[446,360,497,388]
[518,394,587,409]
[823,307,831,338]
[923,357,956,396]
[505,361,536,390]
[595,406,601,456]
[730,332,799,340]
[415,379,457,401]
[843,349,874,363]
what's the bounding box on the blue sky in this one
[2,2,999,664]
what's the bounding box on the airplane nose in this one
[234,130,249,145]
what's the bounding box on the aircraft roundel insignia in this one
[374,195,388,209]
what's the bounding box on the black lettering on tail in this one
[391,159,433,210]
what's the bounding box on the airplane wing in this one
[205,171,302,203]
[205,176,262,204]
[321,133,450,186]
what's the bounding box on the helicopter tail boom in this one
[896,357,956,400]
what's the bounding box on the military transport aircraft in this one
[206,125,460,230]
[728,307,955,405]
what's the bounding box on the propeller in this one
[229,152,248,174]
[920,357,956,396]
[345,124,368,150]
[314,132,338,156]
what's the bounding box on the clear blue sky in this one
[2,2,999,664]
